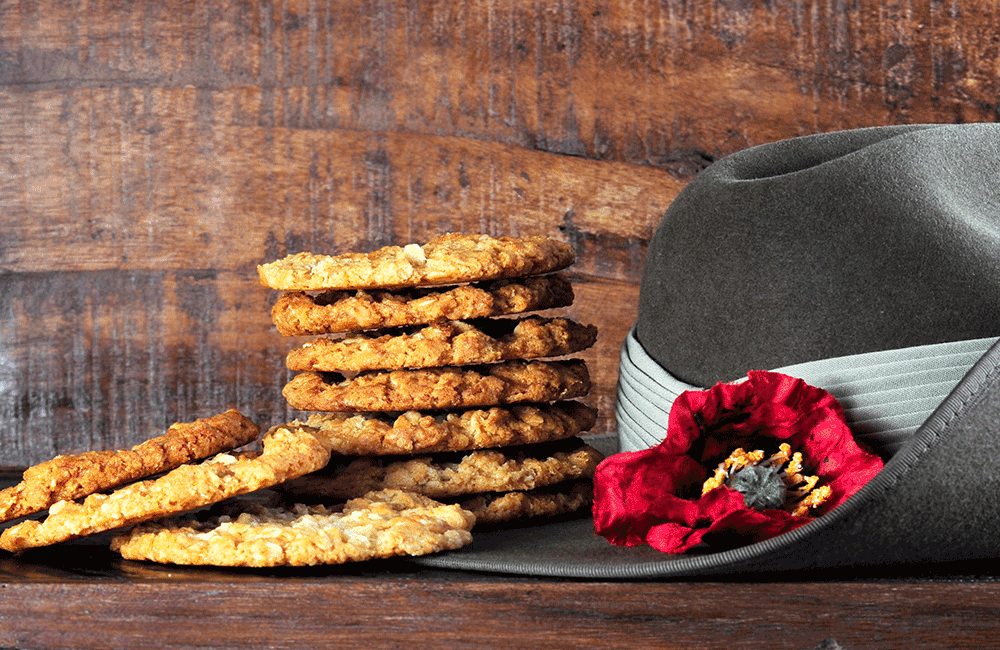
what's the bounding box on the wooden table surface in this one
[5,0,1000,465]
[4,529,1000,649]
[2,463,1000,649]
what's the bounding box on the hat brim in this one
[412,338,1000,578]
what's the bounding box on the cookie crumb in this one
[403,243,427,266]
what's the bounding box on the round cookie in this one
[285,317,598,372]
[282,360,592,412]
[454,480,594,525]
[110,489,476,567]
[271,274,575,336]
[0,421,336,552]
[295,401,598,456]
[277,438,604,500]
[0,409,260,525]
[257,233,575,291]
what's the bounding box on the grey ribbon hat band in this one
[414,335,1000,578]
[616,328,999,456]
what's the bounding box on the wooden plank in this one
[0,269,635,465]
[0,90,677,277]
[0,472,998,648]
[0,269,286,464]
[3,0,997,166]
[4,0,999,460]
[3,572,1000,649]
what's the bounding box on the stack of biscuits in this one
[0,232,602,568]
[258,232,605,528]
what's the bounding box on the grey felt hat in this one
[415,123,1000,578]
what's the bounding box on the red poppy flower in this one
[593,371,885,554]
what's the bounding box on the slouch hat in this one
[417,123,1000,577]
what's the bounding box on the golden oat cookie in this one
[110,489,476,567]
[271,274,575,336]
[0,421,336,552]
[0,410,260,525]
[282,359,591,412]
[285,317,598,372]
[257,233,575,292]
[454,480,594,525]
[297,401,598,456]
[277,438,605,500]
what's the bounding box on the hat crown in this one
[636,123,1000,387]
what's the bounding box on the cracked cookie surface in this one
[454,480,594,525]
[271,274,574,336]
[294,401,597,456]
[258,233,575,291]
[278,438,604,500]
[285,317,598,372]
[282,359,591,412]
[0,421,336,552]
[0,410,260,525]
[110,489,476,567]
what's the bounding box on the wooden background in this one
[2,0,998,467]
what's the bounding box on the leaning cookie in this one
[271,274,575,336]
[110,489,476,567]
[283,360,591,412]
[0,421,335,552]
[0,410,260,525]
[453,480,594,525]
[258,233,575,292]
[286,317,598,372]
[277,438,604,500]
[295,401,597,456]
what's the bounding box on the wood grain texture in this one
[2,0,999,464]
[3,571,1000,649]
[3,0,996,161]
[2,470,998,647]
[3,0,998,207]
[1,104,676,273]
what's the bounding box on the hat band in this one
[615,328,998,457]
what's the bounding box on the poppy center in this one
[701,443,833,517]
[728,465,786,511]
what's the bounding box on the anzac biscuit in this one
[296,401,597,456]
[110,489,476,567]
[455,480,594,525]
[277,438,604,500]
[285,317,598,372]
[0,421,336,552]
[0,410,260,524]
[271,274,575,336]
[257,233,575,291]
[282,359,591,412]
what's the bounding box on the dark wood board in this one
[4,0,999,463]
[3,536,1000,649]
[1,470,1000,648]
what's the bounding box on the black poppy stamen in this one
[701,443,832,516]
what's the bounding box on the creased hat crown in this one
[636,123,1000,387]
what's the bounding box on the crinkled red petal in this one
[593,371,885,553]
